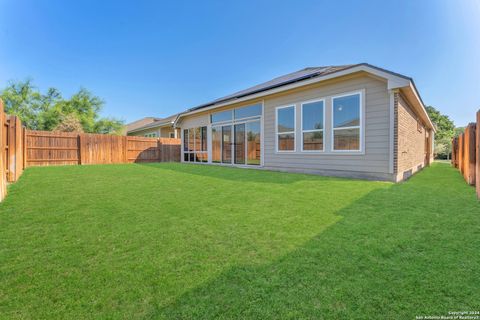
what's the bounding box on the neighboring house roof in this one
[125,117,162,133]
[127,114,178,134]
[174,63,435,131]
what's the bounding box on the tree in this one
[0,79,42,129]
[54,114,84,132]
[425,106,455,159]
[0,80,124,134]
[64,88,103,133]
[454,127,465,137]
[425,106,455,140]
[93,118,124,135]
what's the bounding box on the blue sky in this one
[0,0,479,126]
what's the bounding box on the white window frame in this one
[207,101,264,167]
[331,91,364,153]
[275,105,296,153]
[300,98,325,152]
[233,103,263,121]
[210,110,234,125]
[181,127,208,163]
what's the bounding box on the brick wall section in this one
[395,94,427,181]
[393,91,399,174]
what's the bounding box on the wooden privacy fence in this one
[25,131,181,166]
[0,98,181,202]
[451,110,480,199]
[0,100,26,201]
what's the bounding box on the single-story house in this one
[174,63,435,182]
[127,114,180,138]
[123,116,162,135]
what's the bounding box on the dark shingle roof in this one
[188,65,357,112]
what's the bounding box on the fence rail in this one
[451,110,480,199]
[0,98,181,202]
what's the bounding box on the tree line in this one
[425,106,461,159]
[0,79,124,134]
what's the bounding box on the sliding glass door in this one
[212,126,221,163]
[208,103,262,166]
[221,125,232,164]
[234,123,246,164]
[246,121,261,165]
[210,120,261,166]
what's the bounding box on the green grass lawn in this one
[1,163,479,319]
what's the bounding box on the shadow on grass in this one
[151,164,480,319]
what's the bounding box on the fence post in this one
[13,116,23,181]
[22,127,26,169]
[476,110,480,199]
[158,138,162,162]
[0,100,6,201]
[123,136,128,163]
[467,123,476,185]
[458,134,463,174]
[451,138,455,167]
[464,126,470,183]
[78,134,84,165]
[7,116,15,182]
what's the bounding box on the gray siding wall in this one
[179,113,210,129]
[178,74,393,180]
[263,75,391,175]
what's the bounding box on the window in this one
[301,100,324,151]
[188,129,195,152]
[276,105,295,152]
[209,103,262,166]
[221,125,232,163]
[234,124,246,164]
[211,110,232,123]
[169,132,175,138]
[246,121,261,165]
[211,103,262,124]
[144,132,158,138]
[332,93,361,151]
[200,126,207,151]
[212,126,221,163]
[194,127,201,152]
[183,129,188,151]
[183,126,208,162]
[234,103,262,120]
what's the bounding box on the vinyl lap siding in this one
[177,74,393,180]
[263,75,391,176]
[179,114,210,129]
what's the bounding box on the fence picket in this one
[476,111,480,199]
[24,130,180,166]
[452,109,480,198]
[0,100,6,201]
[0,98,182,202]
